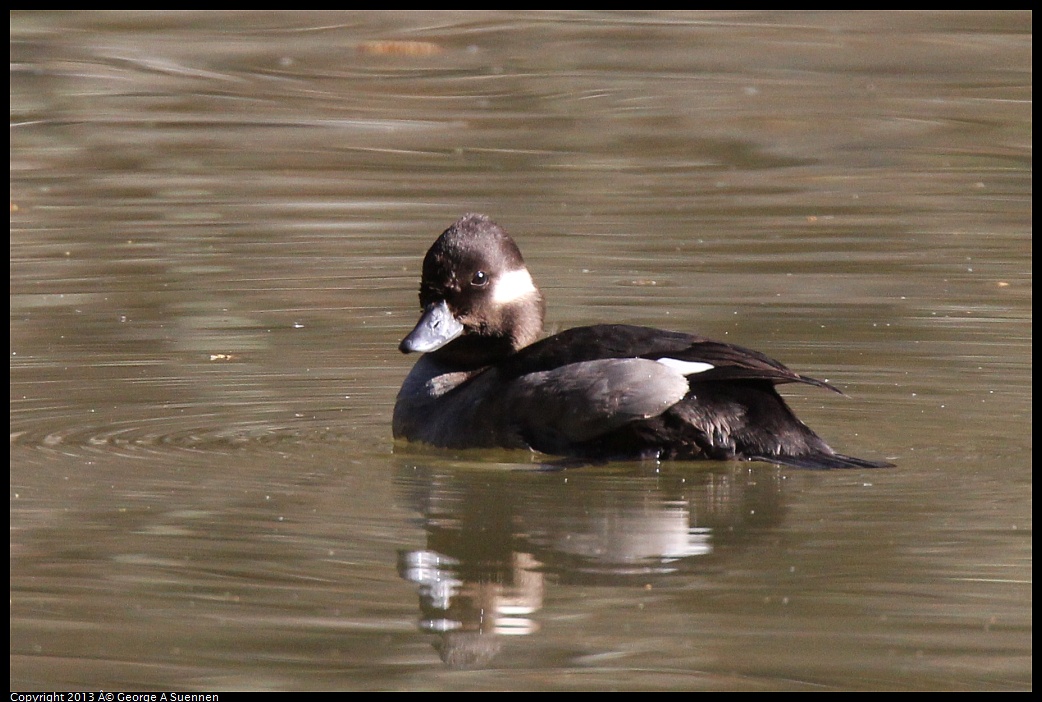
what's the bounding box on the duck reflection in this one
[396,459,784,668]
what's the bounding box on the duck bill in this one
[399,299,465,354]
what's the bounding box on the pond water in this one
[10,11,1031,691]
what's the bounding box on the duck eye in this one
[471,271,489,287]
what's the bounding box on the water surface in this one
[10,10,1031,691]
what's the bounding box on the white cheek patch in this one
[492,267,538,304]
[656,357,714,376]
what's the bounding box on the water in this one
[10,11,1031,690]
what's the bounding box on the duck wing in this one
[504,324,841,393]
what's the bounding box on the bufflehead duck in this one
[394,214,892,469]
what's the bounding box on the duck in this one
[393,213,892,469]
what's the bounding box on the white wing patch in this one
[655,357,714,376]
